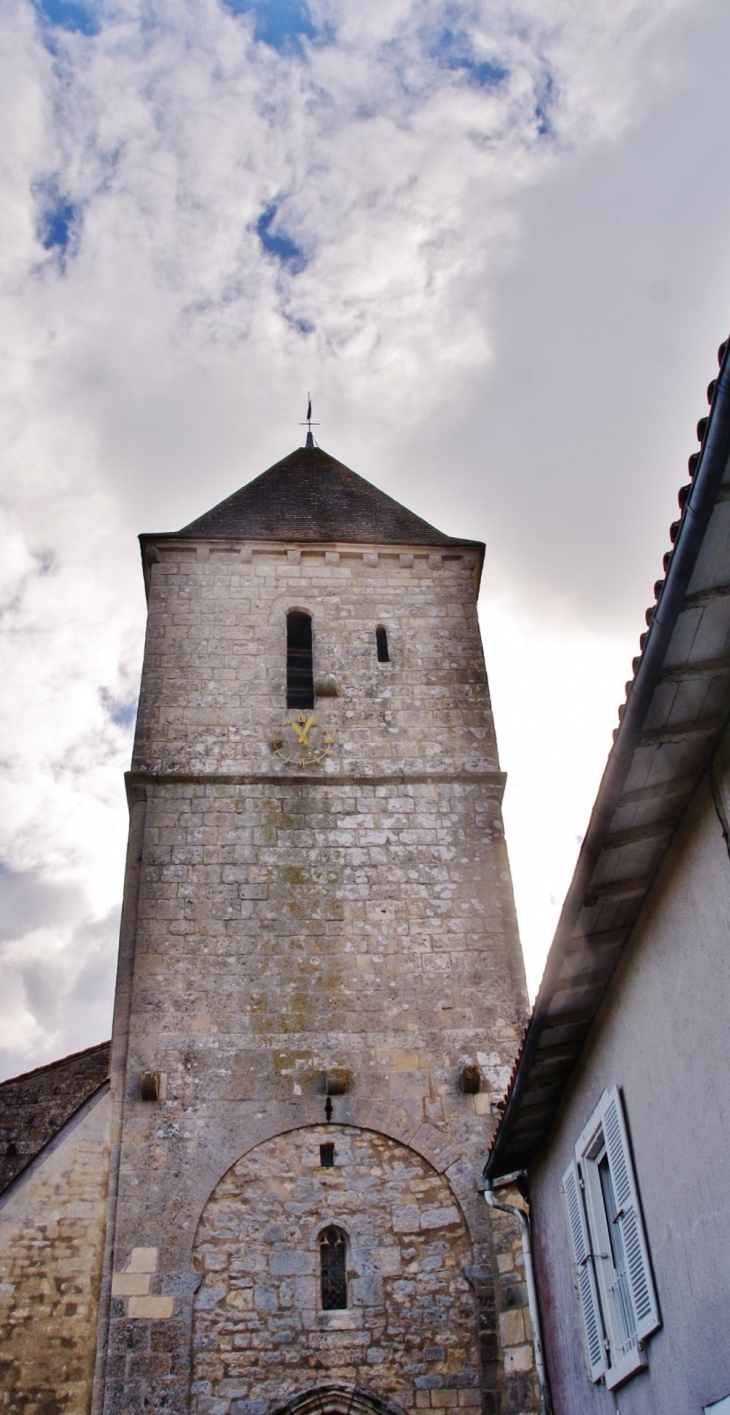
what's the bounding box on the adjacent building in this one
[486,333,730,1415]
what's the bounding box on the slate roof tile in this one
[0,1040,110,1195]
[177,445,476,547]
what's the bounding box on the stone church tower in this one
[0,440,534,1415]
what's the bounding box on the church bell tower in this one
[96,442,531,1415]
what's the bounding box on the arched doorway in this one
[271,1381,409,1415]
[191,1124,479,1415]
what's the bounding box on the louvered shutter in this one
[562,1159,606,1381]
[602,1087,661,1342]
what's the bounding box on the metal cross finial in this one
[300,392,320,449]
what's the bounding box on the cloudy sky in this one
[1,0,729,1079]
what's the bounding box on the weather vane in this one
[300,392,320,448]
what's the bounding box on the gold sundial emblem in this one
[270,713,334,768]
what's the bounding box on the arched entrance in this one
[191,1124,480,1415]
[271,1382,409,1415]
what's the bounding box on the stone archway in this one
[271,1381,408,1415]
[191,1124,480,1415]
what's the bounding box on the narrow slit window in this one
[376,626,390,662]
[287,611,314,709]
[319,1225,347,1310]
[319,1143,335,1168]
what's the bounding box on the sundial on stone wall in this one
[269,713,334,768]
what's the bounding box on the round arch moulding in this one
[271,1383,409,1415]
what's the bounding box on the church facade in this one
[0,445,536,1415]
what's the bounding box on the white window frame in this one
[562,1086,661,1390]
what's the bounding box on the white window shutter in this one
[602,1087,661,1342]
[562,1158,606,1381]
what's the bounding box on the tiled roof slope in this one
[0,1040,110,1195]
[176,446,475,547]
[486,331,730,1181]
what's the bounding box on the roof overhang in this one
[486,333,730,1180]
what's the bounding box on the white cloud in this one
[0,0,728,1074]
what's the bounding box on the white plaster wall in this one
[530,772,730,1415]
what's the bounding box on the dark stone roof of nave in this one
[0,1039,110,1197]
[177,445,479,547]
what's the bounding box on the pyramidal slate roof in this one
[176,446,477,547]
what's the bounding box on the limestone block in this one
[387,1049,420,1071]
[420,1206,460,1230]
[128,1295,175,1319]
[499,1309,525,1346]
[503,1345,534,1374]
[373,1246,402,1275]
[112,1272,151,1296]
[392,1206,420,1233]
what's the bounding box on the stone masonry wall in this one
[488,1189,540,1415]
[130,776,522,1114]
[132,544,496,777]
[101,533,533,1415]
[0,1088,111,1415]
[192,1125,478,1415]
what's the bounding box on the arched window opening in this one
[319,1225,347,1310]
[287,611,314,709]
[376,626,390,663]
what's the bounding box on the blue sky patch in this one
[285,313,315,336]
[40,195,78,253]
[33,0,99,35]
[222,0,315,53]
[431,28,508,88]
[100,688,138,730]
[256,204,308,274]
[534,72,555,137]
[35,181,81,266]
